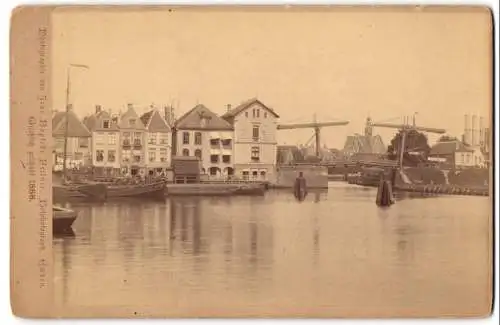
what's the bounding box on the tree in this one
[387,129,431,166]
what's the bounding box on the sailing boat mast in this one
[62,63,89,183]
[62,67,71,182]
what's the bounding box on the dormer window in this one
[129,119,136,126]
[103,119,110,129]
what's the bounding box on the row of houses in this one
[52,98,280,180]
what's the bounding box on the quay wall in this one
[403,167,489,187]
[273,165,328,189]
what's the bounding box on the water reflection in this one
[53,185,491,316]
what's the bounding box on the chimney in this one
[226,104,232,112]
[464,114,470,145]
[471,114,477,146]
[479,116,485,146]
[95,104,102,114]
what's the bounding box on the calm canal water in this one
[53,183,492,317]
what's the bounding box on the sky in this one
[51,6,492,149]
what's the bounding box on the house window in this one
[96,150,104,162]
[148,133,157,145]
[129,119,136,126]
[210,139,219,146]
[194,149,202,160]
[95,132,105,145]
[252,171,258,178]
[159,133,168,144]
[183,132,190,144]
[210,155,219,163]
[252,126,260,142]
[108,150,116,162]
[251,146,260,162]
[195,132,202,145]
[160,148,168,162]
[245,111,248,118]
[256,109,260,118]
[222,139,232,147]
[264,112,268,118]
[149,151,156,162]
[182,148,189,156]
[242,171,249,180]
[134,155,141,163]
[103,120,110,129]
[78,138,89,148]
[252,109,256,118]
[222,155,231,163]
[122,150,131,163]
[133,132,142,146]
[122,132,131,146]
[108,133,116,145]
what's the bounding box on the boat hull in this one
[53,183,108,201]
[166,184,237,196]
[105,181,167,199]
[53,206,78,234]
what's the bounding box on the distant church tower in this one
[364,117,373,137]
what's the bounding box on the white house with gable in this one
[222,98,280,181]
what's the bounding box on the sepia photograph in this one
[10,5,494,318]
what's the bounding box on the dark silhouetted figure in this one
[294,171,308,201]
[376,172,394,207]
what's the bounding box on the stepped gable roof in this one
[52,110,91,137]
[221,98,280,120]
[175,104,233,131]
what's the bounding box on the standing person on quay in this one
[294,171,308,201]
